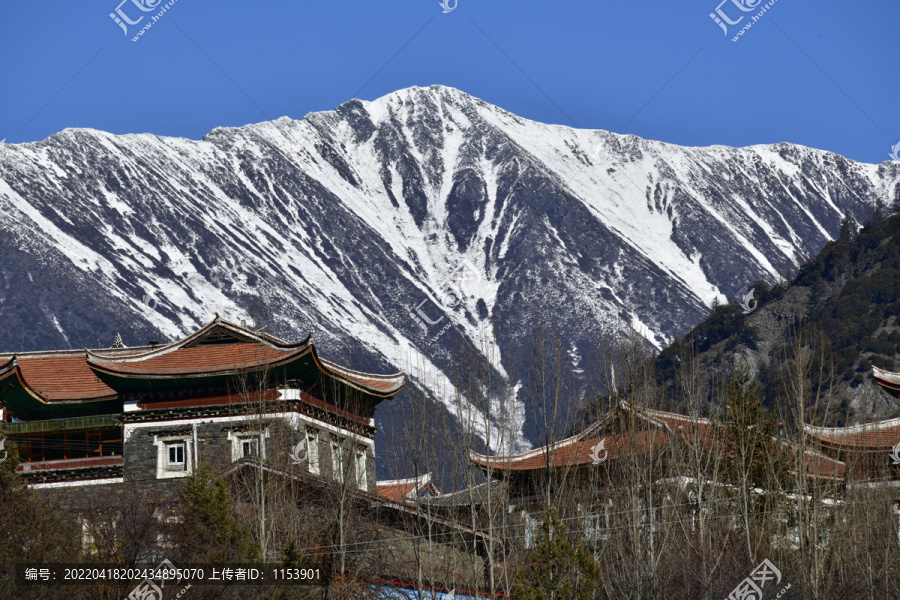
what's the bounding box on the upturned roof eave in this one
[308,345,404,399]
[0,357,119,407]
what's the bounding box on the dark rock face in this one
[1,85,898,467]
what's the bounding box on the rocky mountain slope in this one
[1,85,897,463]
[657,207,900,427]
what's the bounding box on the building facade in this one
[0,316,403,495]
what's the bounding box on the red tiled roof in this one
[0,317,404,402]
[471,402,711,473]
[798,445,847,479]
[320,358,405,395]
[15,355,117,401]
[803,418,900,451]
[375,474,435,502]
[474,402,846,480]
[376,481,420,502]
[804,370,900,451]
[471,430,670,472]
[88,317,404,396]
[88,343,305,376]
[624,403,715,447]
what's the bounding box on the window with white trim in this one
[227,429,268,462]
[166,442,186,471]
[153,434,193,479]
[241,438,259,458]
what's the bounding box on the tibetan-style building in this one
[0,316,403,492]
[0,317,499,592]
[471,401,844,491]
[469,402,703,485]
[466,401,847,551]
[802,367,900,482]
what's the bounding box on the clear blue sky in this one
[0,0,896,163]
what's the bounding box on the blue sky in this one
[0,0,897,163]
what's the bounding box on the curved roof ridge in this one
[319,357,404,381]
[470,405,629,465]
[254,327,311,349]
[624,400,712,426]
[1,347,145,359]
[469,432,589,464]
[803,417,900,436]
[86,317,311,365]
[88,344,312,378]
[211,317,311,349]
[376,473,432,487]
[620,400,671,431]
[873,366,900,381]
[310,348,403,396]
[0,355,16,376]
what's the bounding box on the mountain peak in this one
[0,86,897,456]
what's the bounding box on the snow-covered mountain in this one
[1,85,897,462]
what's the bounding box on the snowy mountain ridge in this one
[0,85,897,460]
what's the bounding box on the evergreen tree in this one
[838,210,856,242]
[280,538,301,566]
[722,362,784,490]
[176,464,260,563]
[512,507,600,600]
[866,197,888,229]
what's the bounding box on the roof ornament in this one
[111,333,125,348]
